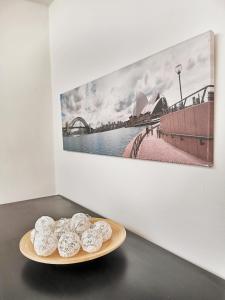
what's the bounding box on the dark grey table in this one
[0,196,224,300]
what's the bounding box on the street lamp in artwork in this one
[175,64,183,100]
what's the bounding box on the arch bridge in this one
[64,117,92,135]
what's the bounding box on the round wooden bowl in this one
[19,218,126,264]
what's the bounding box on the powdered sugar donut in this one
[93,221,112,242]
[70,213,91,234]
[34,232,58,257]
[35,216,55,235]
[30,229,36,244]
[58,232,80,257]
[81,228,103,253]
[54,218,70,240]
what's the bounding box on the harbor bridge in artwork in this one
[63,117,92,136]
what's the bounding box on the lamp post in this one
[175,64,183,100]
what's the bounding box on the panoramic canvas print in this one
[60,31,214,167]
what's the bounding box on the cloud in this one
[134,70,153,95]
[149,74,173,100]
[186,58,195,70]
[85,81,97,97]
[164,60,172,72]
[114,93,134,112]
[60,32,213,127]
[197,53,208,64]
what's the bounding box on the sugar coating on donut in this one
[30,229,36,244]
[34,233,58,257]
[70,213,91,234]
[93,221,112,242]
[58,232,80,257]
[35,216,55,235]
[81,228,103,253]
[54,218,71,240]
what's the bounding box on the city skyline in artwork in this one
[60,31,214,167]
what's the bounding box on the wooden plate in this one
[19,218,126,264]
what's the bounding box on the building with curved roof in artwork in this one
[127,92,168,127]
[146,95,168,116]
[133,92,148,116]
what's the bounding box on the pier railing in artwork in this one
[130,124,160,158]
[165,85,214,114]
[130,133,144,158]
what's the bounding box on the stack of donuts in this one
[30,213,112,257]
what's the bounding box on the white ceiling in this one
[26,0,54,6]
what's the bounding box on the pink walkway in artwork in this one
[123,129,209,166]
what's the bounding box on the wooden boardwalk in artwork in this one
[123,128,209,167]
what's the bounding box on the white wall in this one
[49,0,225,279]
[0,0,55,203]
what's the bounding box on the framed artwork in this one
[60,31,214,167]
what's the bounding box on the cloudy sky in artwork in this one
[60,31,213,128]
